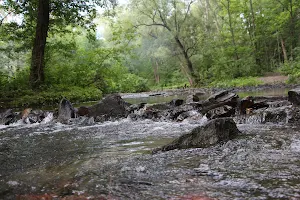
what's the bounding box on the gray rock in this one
[236,106,296,124]
[207,90,232,102]
[88,94,130,120]
[0,109,18,125]
[169,99,184,107]
[155,118,240,152]
[25,109,47,124]
[288,88,300,105]
[206,105,235,119]
[77,106,89,116]
[58,98,76,123]
[199,91,238,116]
[186,95,200,104]
[128,103,146,113]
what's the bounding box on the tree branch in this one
[180,0,194,30]
[173,0,179,32]
[0,12,11,27]
[134,23,169,29]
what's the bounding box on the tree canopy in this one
[1,0,300,106]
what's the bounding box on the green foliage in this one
[0,26,148,108]
[115,73,149,93]
[1,86,102,108]
[210,77,264,88]
[280,47,300,84]
[1,0,299,103]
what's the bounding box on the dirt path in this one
[258,75,288,84]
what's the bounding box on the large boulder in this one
[76,106,89,116]
[58,98,76,123]
[88,94,130,121]
[0,109,19,125]
[154,118,240,152]
[288,88,300,105]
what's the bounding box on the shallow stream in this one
[0,87,299,199]
[1,117,300,199]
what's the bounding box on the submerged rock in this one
[154,118,240,152]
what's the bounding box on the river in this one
[0,87,300,199]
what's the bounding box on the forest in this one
[0,0,300,107]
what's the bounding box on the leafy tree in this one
[130,0,202,85]
[0,0,115,89]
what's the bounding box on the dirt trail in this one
[258,75,288,84]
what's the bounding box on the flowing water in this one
[1,87,300,199]
[1,117,300,199]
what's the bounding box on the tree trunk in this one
[30,0,50,89]
[180,63,193,86]
[281,37,288,62]
[205,0,210,33]
[151,58,160,84]
[226,0,239,60]
[289,0,294,60]
[174,35,199,85]
[249,0,260,66]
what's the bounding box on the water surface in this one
[0,118,300,199]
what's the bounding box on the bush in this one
[279,47,300,84]
[117,73,149,93]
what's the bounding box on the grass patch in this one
[210,77,264,88]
